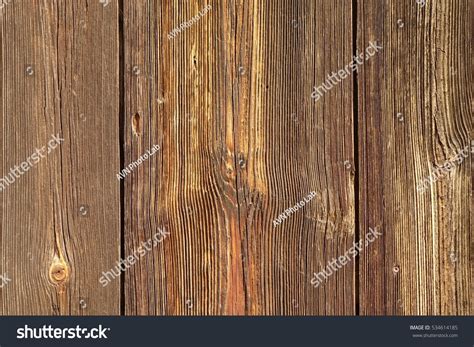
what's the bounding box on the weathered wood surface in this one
[0,0,471,315]
[358,0,472,315]
[0,0,120,314]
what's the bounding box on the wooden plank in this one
[240,0,355,315]
[122,0,241,314]
[123,0,354,315]
[0,0,120,314]
[358,0,472,315]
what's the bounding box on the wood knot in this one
[49,261,69,285]
[132,113,141,136]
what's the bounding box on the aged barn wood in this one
[238,0,355,315]
[122,0,246,315]
[0,0,471,316]
[358,0,472,314]
[0,0,120,314]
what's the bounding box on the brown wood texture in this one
[0,0,471,316]
[358,0,472,315]
[0,1,120,314]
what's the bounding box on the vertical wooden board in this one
[238,0,355,314]
[358,0,472,314]
[0,0,120,314]
[123,0,243,314]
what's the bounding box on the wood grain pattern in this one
[0,0,471,316]
[0,0,120,315]
[358,0,472,315]
[122,0,238,315]
[239,0,355,315]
